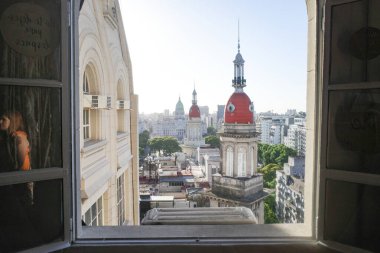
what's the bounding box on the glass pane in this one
[0,179,63,252]
[330,0,380,84]
[327,89,380,174]
[84,209,91,226]
[0,0,61,80]
[325,180,380,252]
[0,85,62,172]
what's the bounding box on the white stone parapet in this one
[141,207,257,225]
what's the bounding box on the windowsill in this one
[64,243,341,253]
[117,131,129,141]
[78,223,312,240]
[82,139,108,154]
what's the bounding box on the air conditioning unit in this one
[83,95,108,109]
[107,96,112,109]
[116,100,130,110]
[116,100,125,109]
[83,94,99,108]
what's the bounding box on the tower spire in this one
[238,19,240,53]
[192,83,197,105]
[232,21,246,90]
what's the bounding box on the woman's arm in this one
[15,133,30,171]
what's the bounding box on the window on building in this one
[83,109,90,140]
[83,196,103,226]
[117,174,125,226]
[226,146,234,177]
[83,71,90,94]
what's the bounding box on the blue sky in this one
[119,0,307,114]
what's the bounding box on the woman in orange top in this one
[0,111,31,171]
[0,111,33,205]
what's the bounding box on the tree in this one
[258,143,297,166]
[205,135,220,148]
[258,163,281,188]
[206,126,217,136]
[162,136,182,155]
[139,130,150,157]
[264,194,279,224]
[148,136,182,156]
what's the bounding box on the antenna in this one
[238,19,240,52]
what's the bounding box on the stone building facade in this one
[79,0,139,226]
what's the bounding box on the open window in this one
[318,0,380,252]
[1,0,379,252]
[0,0,72,252]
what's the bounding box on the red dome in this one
[224,92,254,124]
[189,104,201,119]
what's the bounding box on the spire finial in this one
[238,19,240,53]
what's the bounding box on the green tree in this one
[258,163,281,188]
[264,194,279,224]
[258,143,296,166]
[162,136,182,155]
[205,135,220,148]
[206,126,217,136]
[148,136,182,156]
[139,130,150,157]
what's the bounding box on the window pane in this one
[329,0,380,84]
[84,209,91,226]
[0,179,63,252]
[0,0,61,80]
[325,180,380,252]
[0,85,62,172]
[327,89,380,174]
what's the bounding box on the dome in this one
[234,52,245,64]
[224,92,254,124]
[175,97,185,116]
[189,104,201,119]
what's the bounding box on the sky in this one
[119,0,307,114]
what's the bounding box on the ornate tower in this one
[185,88,204,147]
[206,29,267,224]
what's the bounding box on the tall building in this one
[276,156,305,223]
[79,0,139,226]
[284,123,306,156]
[205,35,267,224]
[216,104,225,130]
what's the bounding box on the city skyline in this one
[120,0,307,114]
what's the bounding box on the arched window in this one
[238,147,247,177]
[226,146,233,177]
[82,64,100,141]
[117,80,125,133]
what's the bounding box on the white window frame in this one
[74,0,317,243]
[83,196,103,226]
[83,108,90,140]
[117,174,125,226]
